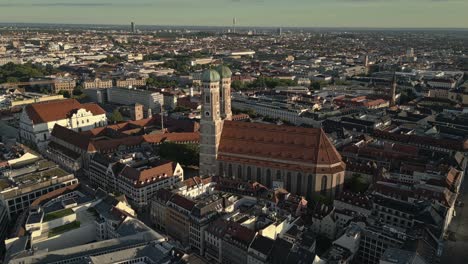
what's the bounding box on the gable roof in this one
[25,99,105,124]
[218,121,343,167]
[50,124,198,153]
[120,161,177,188]
[50,124,95,151]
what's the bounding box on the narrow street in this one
[442,171,468,263]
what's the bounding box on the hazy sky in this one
[0,0,467,28]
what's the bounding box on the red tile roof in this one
[25,99,105,124]
[51,125,198,153]
[218,121,343,168]
[120,161,177,188]
[30,183,80,207]
[373,130,468,151]
[225,221,256,245]
[51,124,95,151]
[142,132,199,144]
[169,193,196,211]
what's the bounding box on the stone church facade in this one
[199,66,345,199]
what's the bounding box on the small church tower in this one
[199,69,223,177]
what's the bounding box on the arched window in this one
[337,174,342,194]
[307,175,313,198]
[247,167,252,181]
[256,168,262,182]
[296,173,302,193]
[286,172,292,191]
[266,169,272,187]
[219,163,224,177]
[276,170,282,180]
[321,175,328,196]
[228,164,233,177]
[237,165,243,179]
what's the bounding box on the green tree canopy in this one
[346,173,370,193]
[158,142,199,167]
[58,90,71,98]
[109,109,124,123]
[0,62,57,83]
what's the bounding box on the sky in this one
[0,0,467,28]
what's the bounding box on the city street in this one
[442,172,468,263]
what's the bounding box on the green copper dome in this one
[202,69,220,82]
[216,65,232,78]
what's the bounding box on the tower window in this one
[321,175,328,196]
[237,166,243,179]
[205,95,210,103]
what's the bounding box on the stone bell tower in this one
[199,69,223,177]
[217,65,233,120]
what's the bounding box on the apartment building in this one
[115,78,146,88]
[117,161,184,209]
[83,78,113,89]
[52,78,76,94]
[165,193,196,246]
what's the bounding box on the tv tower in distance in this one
[233,17,237,34]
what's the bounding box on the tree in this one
[346,173,370,193]
[143,53,163,61]
[99,55,125,64]
[146,77,178,88]
[58,90,71,98]
[72,85,83,96]
[109,109,123,123]
[311,82,321,90]
[231,80,246,91]
[159,142,199,167]
[0,62,54,83]
[6,77,19,83]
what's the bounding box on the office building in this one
[107,87,164,112]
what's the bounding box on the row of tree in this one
[158,142,199,167]
[0,62,57,83]
[146,77,178,88]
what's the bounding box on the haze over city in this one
[0,0,467,28]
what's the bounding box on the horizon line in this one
[0,22,468,31]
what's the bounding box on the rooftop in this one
[218,121,344,171]
[24,99,105,124]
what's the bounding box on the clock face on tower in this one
[205,111,211,117]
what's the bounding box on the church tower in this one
[217,65,233,120]
[199,69,223,177]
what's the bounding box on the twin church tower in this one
[198,66,345,199]
[199,66,233,177]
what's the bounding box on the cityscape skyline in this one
[0,0,467,28]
